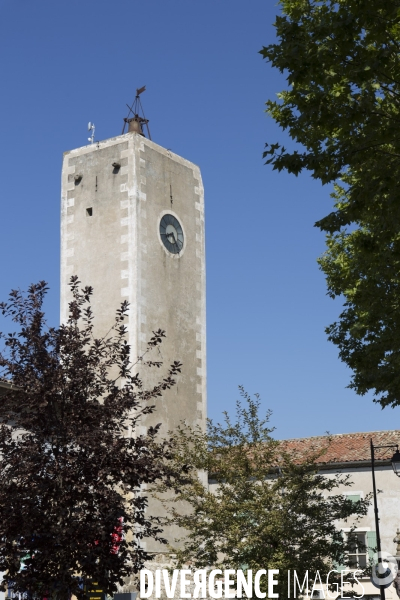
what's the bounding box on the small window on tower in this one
[86,208,93,217]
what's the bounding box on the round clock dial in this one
[160,214,184,254]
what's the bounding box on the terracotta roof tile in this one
[280,430,400,465]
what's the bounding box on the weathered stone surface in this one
[61,132,206,551]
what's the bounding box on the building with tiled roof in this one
[280,430,400,468]
[277,430,400,600]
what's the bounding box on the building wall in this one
[205,461,400,600]
[321,462,400,599]
[61,132,206,434]
[60,131,206,550]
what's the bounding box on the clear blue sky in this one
[0,0,397,439]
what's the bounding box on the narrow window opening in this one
[86,207,93,217]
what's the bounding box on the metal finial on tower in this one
[122,86,151,139]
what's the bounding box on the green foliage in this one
[260,0,400,406]
[158,389,369,597]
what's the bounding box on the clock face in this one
[159,214,184,254]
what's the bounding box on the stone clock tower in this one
[60,125,206,442]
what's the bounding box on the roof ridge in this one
[280,430,400,444]
[279,430,400,465]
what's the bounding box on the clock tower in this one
[60,121,206,447]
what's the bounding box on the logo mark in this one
[371,551,398,588]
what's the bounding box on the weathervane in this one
[122,86,151,139]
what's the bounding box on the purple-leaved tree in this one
[0,277,184,600]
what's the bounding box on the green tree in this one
[157,389,369,597]
[260,0,400,407]
[0,278,184,600]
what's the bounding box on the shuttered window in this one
[336,530,376,572]
[348,532,368,568]
[347,494,361,503]
[367,531,377,563]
